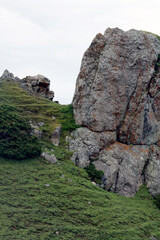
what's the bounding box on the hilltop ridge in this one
[0,69,54,100]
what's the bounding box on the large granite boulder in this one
[72,28,160,196]
[73,28,160,136]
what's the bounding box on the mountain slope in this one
[0,156,160,240]
[0,79,160,240]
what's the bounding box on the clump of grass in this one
[58,104,79,131]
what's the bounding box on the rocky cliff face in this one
[71,28,160,197]
[0,70,54,101]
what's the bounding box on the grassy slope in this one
[0,80,160,240]
[0,157,160,240]
[0,80,77,147]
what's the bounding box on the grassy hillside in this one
[0,157,160,240]
[0,80,77,148]
[0,80,160,240]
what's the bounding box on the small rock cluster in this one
[71,28,160,197]
[29,121,44,139]
[0,70,62,146]
[29,121,61,146]
[41,151,57,164]
[0,70,54,101]
[21,74,54,100]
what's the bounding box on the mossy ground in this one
[0,80,160,239]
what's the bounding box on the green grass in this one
[0,79,160,239]
[0,80,78,145]
[0,157,160,240]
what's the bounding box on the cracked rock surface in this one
[72,28,160,197]
[94,143,149,197]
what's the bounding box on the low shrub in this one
[84,163,104,184]
[153,195,160,209]
[0,105,42,159]
[59,104,79,131]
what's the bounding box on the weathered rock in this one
[145,145,160,196]
[68,127,116,168]
[73,28,160,138]
[94,143,149,197]
[0,70,54,101]
[21,74,54,100]
[41,152,57,164]
[50,126,61,146]
[118,93,160,145]
[157,140,160,147]
[68,128,99,168]
[94,131,117,150]
[71,28,160,197]
[0,69,20,82]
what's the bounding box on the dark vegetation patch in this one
[153,195,160,209]
[84,163,104,184]
[0,105,41,159]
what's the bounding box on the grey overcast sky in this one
[0,0,160,104]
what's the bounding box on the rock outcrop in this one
[50,126,61,146]
[71,28,160,197]
[41,151,57,164]
[94,143,149,197]
[68,127,116,168]
[0,70,54,101]
[21,75,54,100]
[0,69,20,82]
